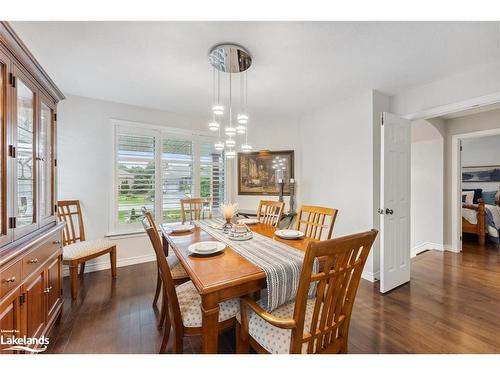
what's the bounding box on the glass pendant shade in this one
[236,124,246,134]
[214,141,225,151]
[225,138,236,147]
[225,126,236,136]
[241,143,252,152]
[208,121,220,131]
[237,113,249,124]
[212,105,224,116]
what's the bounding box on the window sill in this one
[105,231,146,240]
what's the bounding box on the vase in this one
[222,217,233,233]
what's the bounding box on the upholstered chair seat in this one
[237,298,316,354]
[177,281,239,327]
[167,255,189,279]
[63,239,117,260]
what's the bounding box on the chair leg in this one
[160,310,171,353]
[235,322,249,354]
[79,262,86,276]
[152,267,161,307]
[110,247,117,278]
[69,263,79,300]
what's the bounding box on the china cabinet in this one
[0,21,64,354]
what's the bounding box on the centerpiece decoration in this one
[221,202,238,232]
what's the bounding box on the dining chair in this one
[295,205,338,240]
[257,200,285,228]
[57,200,117,300]
[142,216,239,353]
[180,197,212,223]
[236,229,378,354]
[142,208,189,328]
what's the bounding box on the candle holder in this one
[289,179,296,214]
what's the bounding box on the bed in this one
[462,189,500,245]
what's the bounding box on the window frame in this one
[110,119,225,235]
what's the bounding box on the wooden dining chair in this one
[142,216,239,353]
[142,208,189,328]
[295,205,338,240]
[257,200,285,228]
[180,197,212,223]
[57,200,117,300]
[236,229,378,354]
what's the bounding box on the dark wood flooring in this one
[45,239,500,354]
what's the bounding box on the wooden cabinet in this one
[0,22,64,354]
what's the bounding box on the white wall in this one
[298,90,389,281]
[58,94,205,272]
[462,134,500,191]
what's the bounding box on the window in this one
[113,122,225,232]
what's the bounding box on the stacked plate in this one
[165,224,194,233]
[188,241,226,255]
[274,229,305,240]
[237,218,259,225]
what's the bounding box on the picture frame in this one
[462,165,500,182]
[237,150,294,196]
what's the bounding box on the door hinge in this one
[8,73,16,88]
[54,204,58,213]
[8,145,16,158]
[380,112,384,126]
[54,159,57,167]
[53,113,57,122]
[8,217,16,229]
[19,293,25,306]
[460,145,463,152]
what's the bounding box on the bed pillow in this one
[482,191,497,205]
[462,188,483,204]
[462,191,474,205]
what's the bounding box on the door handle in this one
[385,208,394,215]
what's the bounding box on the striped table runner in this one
[194,218,318,311]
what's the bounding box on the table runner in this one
[194,218,318,311]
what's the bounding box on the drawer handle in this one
[28,258,39,264]
[3,276,16,283]
[44,286,53,293]
[52,240,61,245]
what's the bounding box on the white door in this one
[380,112,411,293]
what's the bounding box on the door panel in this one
[0,288,21,354]
[23,269,46,339]
[38,96,55,226]
[46,255,61,318]
[380,112,411,293]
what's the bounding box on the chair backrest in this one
[289,229,377,354]
[142,212,184,332]
[256,200,285,227]
[180,197,212,223]
[57,200,86,246]
[295,205,338,240]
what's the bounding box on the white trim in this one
[402,92,500,120]
[451,127,500,253]
[63,253,156,277]
[362,271,380,282]
[110,118,214,138]
[411,242,444,258]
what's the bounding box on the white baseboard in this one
[411,242,444,258]
[63,254,156,277]
[361,271,380,282]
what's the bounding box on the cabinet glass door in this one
[0,53,11,246]
[15,77,37,234]
[39,100,54,225]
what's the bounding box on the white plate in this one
[167,224,194,233]
[274,229,305,240]
[237,218,259,225]
[229,232,253,241]
[188,241,226,255]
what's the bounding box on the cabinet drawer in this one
[22,232,62,279]
[0,260,22,299]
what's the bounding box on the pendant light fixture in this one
[208,43,253,157]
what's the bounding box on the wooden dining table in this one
[160,221,314,354]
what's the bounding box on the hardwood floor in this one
[45,241,500,354]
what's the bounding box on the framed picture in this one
[238,150,294,195]
[462,165,500,182]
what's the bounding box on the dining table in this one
[160,219,315,354]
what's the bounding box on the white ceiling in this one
[11,21,500,120]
